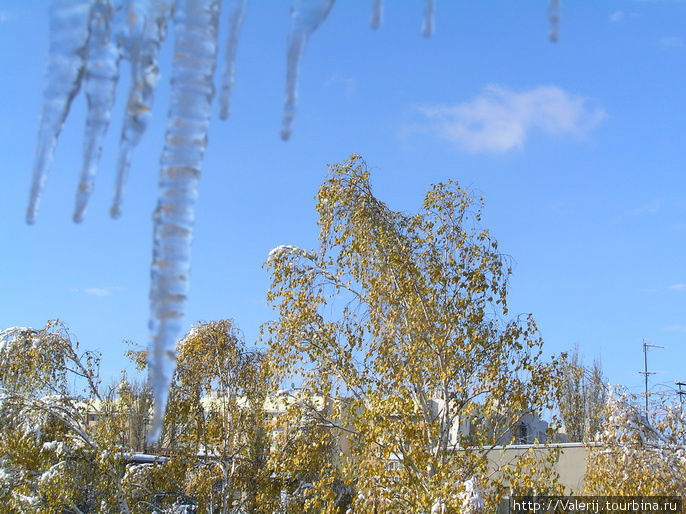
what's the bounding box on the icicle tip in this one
[110,203,122,219]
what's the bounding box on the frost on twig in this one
[267,244,317,265]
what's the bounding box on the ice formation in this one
[111,0,171,219]
[23,0,445,441]
[27,0,554,441]
[549,0,560,43]
[422,0,434,38]
[280,0,336,141]
[74,0,121,222]
[370,0,382,29]
[218,0,247,120]
[27,0,91,225]
[147,0,220,439]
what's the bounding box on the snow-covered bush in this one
[584,386,686,495]
[0,321,132,512]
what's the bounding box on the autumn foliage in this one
[11,156,664,512]
[264,155,564,511]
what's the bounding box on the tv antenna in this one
[676,381,686,413]
[639,340,663,416]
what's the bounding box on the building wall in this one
[486,443,589,494]
[86,392,588,493]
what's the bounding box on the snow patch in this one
[267,244,316,264]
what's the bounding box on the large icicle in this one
[422,0,434,38]
[110,0,171,219]
[280,0,335,141]
[148,0,220,441]
[26,0,91,225]
[73,0,121,223]
[370,0,382,29]
[218,0,247,120]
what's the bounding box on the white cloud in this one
[70,286,125,297]
[659,36,685,49]
[609,10,625,22]
[417,85,606,153]
[668,283,686,291]
[84,287,112,297]
[610,10,640,23]
[325,72,357,99]
[664,324,686,333]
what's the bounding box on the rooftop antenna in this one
[639,340,663,417]
[676,381,686,413]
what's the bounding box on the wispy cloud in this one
[664,324,686,333]
[325,72,357,99]
[633,199,661,215]
[659,36,685,49]
[609,10,641,24]
[69,286,126,297]
[415,85,606,153]
[609,198,662,225]
[609,10,625,22]
[0,11,9,23]
[668,283,686,291]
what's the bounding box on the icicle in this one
[370,0,382,29]
[73,0,121,223]
[26,0,91,225]
[110,0,171,219]
[549,0,559,43]
[280,0,335,141]
[218,0,247,120]
[148,0,220,441]
[421,0,434,38]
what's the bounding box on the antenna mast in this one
[676,381,686,413]
[639,340,663,416]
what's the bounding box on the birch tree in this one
[0,321,132,513]
[265,155,564,512]
[124,320,280,513]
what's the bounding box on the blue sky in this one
[1,2,685,400]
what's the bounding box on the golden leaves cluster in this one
[0,321,132,513]
[265,155,564,511]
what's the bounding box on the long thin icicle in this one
[73,0,121,223]
[219,0,247,120]
[280,0,335,141]
[370,0,382,29]
[110,0,171,219]
[148,0,220,441]
[27,0,91,225]
[549,0,560,43]
[422,0,434,38]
